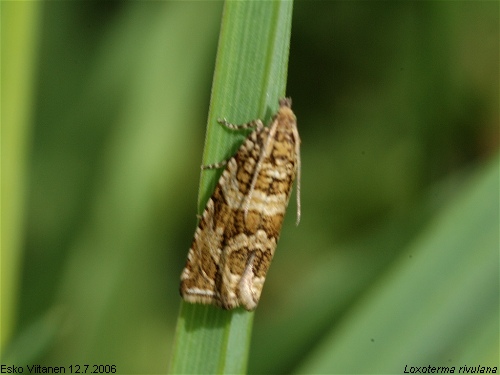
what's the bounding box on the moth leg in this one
[217,118,264,131]
[201,160,228,170]
[202,117,264,171]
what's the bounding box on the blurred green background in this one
[2,1,498,374]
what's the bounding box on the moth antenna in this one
[295,127,301,225]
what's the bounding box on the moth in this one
[180,98,301,311]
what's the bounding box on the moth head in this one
[279,97,292,108]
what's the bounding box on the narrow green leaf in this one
[169,1,293,374]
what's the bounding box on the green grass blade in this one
[169,1,293,374]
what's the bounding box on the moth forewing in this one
[180,98,300,311]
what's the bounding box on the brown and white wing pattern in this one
[180,98,300,311]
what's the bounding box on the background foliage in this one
[2,2,498,373]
